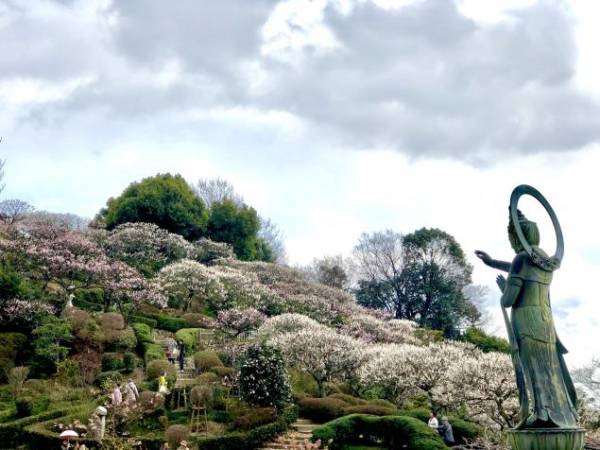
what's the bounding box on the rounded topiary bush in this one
[146,360,177,386]
[175,328,202,351]
[342,404,397,416]
[368,398,397,409]
[239,343,291,410]
[328,393,367,405]
[132,322,153,344]
[209,366,235,379]
[193,351,223,373]
[311,414,447,450]
[194,372,220,385]
[190,385,214,408]
[165,424,190,448]
[298,397,348,423]
[232,407,277,431]
[102,352,125,371]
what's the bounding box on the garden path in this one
[153,330,196,388]
[259,418,319,450]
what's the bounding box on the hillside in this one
[0,219,518,449]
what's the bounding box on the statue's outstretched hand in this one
[496,274,507,293]
[475,250,492,265]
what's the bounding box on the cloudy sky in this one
[2,0,600,366]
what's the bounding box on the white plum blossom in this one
[216,308,267,337]
[257,313,326,339]
[340,314,419,345]
[156,259,225,312]
[270,327,364,397]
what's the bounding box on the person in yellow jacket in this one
[158,371,169,394]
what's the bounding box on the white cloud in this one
[1,0,600,367]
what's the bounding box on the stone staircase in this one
[259,418,319,450]
[153,331,196,388]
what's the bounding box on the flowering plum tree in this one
[271,327,363,397]
[102,222,193,276]
[216,308,266,337]
[156,259,225,312]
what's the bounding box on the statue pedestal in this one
[507,428,585,450]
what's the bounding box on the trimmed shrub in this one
[342,404,397,416]
[194,351,224,373]
[311,414,447,450]
[239,344,291,411]
[447,417,482,445]
[146,360,177,386]
[155,315,187,332]
[110,326,137,351]
[209,366,235,379]
[94,370,123,387]
[368,398,397,409]
[0,332,27,381]
[165,424,190,448]
[232,407,277,431]
[288,368,319,397]
[128,315,157,328]
[191,386,214,408]
[102,352,125,371]
[123,352,138,372]
[132,322,154,344]
[195,372,220,385]
[328,394,367,406]
[182,313,216,328]
[175,328,202,351]
[144,343,165,364]
[398,407,431,423]
[298,397,349,423]
[99,312,125,330]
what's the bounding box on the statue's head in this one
[508,209,540,252]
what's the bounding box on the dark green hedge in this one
[312,414,448,450]
[0,408,71,447]
[129,314,158,328]
[133,322,154,344]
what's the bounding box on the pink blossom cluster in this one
[216,308,267,337]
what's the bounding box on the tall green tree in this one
[207,199,269,261]
[97,173,208,240]
[354,228,479,337]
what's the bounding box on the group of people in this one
[166,339,186,371]
[111,378,140,406]
[428,412,455,446]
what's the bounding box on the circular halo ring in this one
[509,184,564,266]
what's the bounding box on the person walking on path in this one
[428,411,439,430]
[111,383,122,406]
[177,340,186,371]
[439,416,455,446]
[124,378,139,403]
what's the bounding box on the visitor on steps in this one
[439,416,455,446]
[177,340,186,371]
[125,378,140,403]
[428,411,439,429]
[158,371,169,394]
[111,383,122,406]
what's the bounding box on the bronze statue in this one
[476,185,583,449]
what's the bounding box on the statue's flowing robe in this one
[505,251,578,429]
